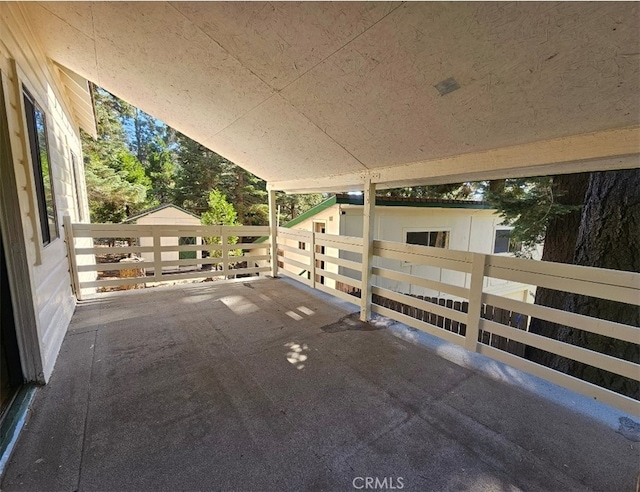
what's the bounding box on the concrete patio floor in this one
[1,277,638,491]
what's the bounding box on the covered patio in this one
[1,277,636,491]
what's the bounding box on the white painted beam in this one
[359,178,375,322]
[268,189,278,278]
[268,127,640,193]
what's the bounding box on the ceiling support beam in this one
[268,127,640,193]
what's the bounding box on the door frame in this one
[0,67,44,383]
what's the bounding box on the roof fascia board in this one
[267,127,640,193]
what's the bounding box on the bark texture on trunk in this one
[562,169,640,399]
[526,173,589,365]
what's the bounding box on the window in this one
[179,236,197,259]
[406,230,449,249]
[23,89,57,245]
[298,241,306,250]
[493,229,522,254]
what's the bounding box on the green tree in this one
[201,190,239,258]
[81,87,149,222]
[173,133,227,214]
[277,192,325,223]
[381,183,476,200]
[146,135,176,204]
[482,176,583,256]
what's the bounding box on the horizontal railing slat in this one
[315,283,360,305]
[80,277,149,288]
[372,266,470,299]
[315,253,362,272]
[487,254,640,291]
[78,262,154,272]
[75,246,154,255]
[277,227,312,240]
[277,255,311,272]
[483,293,640,344]
[277,243,312,257]
[372,304,464,347]
[371,285,468,325]
[477,344,640,416]
[315,268,362,290]
[374,239,474,263]
[278,266,313,287]
[485,264,639,306]
[479,319,639,381]
[374,246,473,273]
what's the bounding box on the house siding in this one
[284,202,537,302]
[1,4,91,380]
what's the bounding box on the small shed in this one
[124,204,202,272]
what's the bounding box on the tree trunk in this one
[526,173,590,365]
[560,169,640,398]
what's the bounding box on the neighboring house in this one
[123,204,202,272]
[277,194,539,302]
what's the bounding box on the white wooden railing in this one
[64,218,640,415]
[276,229,640,416]
[63,217,271,296]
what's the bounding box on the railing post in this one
[268,188,278,278]
[465,253,487,352]
[63,215,82,301]
[153,228,162,282]
[310,231,316,288]
[222,228,229,278]
[360,178,376,321]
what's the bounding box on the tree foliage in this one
[201,190,239,257]
[81,87,148,222]
[482,177,582,252]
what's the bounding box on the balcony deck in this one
[1,277,637,491]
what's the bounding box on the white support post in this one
[221,228,229,278]
[310,230,316,288]
[153,229,162,282]
[360,178,376,321]
[465,253,487,352]
[63,215,82,301]
[268,189,278,278]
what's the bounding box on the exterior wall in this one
[277,205,341,288]
[135,208,202,271]
[281,202,537,302]
[1,5,90,381]
[338,205,536,301]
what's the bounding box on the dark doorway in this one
[0,224,23,419]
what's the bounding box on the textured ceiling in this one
[17,1,640,191]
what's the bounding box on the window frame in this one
[23,87,58,247]
[493,227,522,255]
[404,228,450,249]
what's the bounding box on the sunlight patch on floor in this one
[285,342,309,370]
[220,295,259,315]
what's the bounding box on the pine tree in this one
[81,87,149,222]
